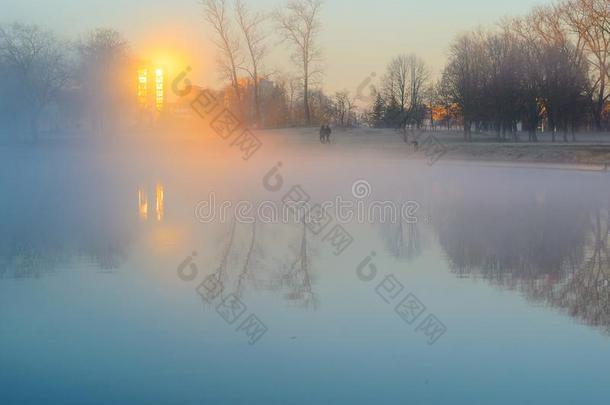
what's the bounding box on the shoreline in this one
[3,127,610,171]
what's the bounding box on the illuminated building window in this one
[138,69,148,107]
[155,68,164,112]
[137,65,165,113]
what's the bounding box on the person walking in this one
[319,125,326,144]
[324,125,333,143]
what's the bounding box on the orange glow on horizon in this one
[139,46,190,87]
[136,24,214,101]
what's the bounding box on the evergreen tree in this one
[369,93,385,127]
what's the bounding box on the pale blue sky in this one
[3,0,548,93]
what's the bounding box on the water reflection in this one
[138,187,148,221]
[155,184,164,222]
[0,180,169,278]
[431,177,610,333]
[380,219,423,261]
[0,160,138,277]
[203,219,318,309]
[1,150,609,338]
[138,183,164,222]
[281,221,317,309]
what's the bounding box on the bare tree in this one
[561,0,610,131]
[440,31,488,141]
[385,54,430,118]
[203,0,243,104]
[77,28,131,136]
[0,23,69,140]
[529,5,571,47]
[287,74,299,123]
[377,54,430,135]
[483,31,525,141]
[331,91,355,127]
[234,0,268,126]
[539,42,590,141]
[508,16,548,141]
[274,0,323,125]
[514,5,591,139]
[384,55,410,112]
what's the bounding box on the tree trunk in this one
[253,78,261,127]
[463,120,469,141]
[303,75,310,125]
[595,75,606,132]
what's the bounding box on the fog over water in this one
[1,135,610,404]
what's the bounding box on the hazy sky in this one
[4,0,547,94]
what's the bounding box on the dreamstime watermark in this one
[195,180,420,225]
[172,69,445,346]
[172,67,263,161]
[356,252,447,345]
[355,71,378,104]
[177,252,269,345]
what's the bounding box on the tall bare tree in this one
[77,28,131,136]
[441,31,488,141]
[385,55,410,112]
[203,0,243,103]
[274,0,323,125]
[561,0,610,130]
[234,0,268,126]
[0,23,69,140]
[331,91,355,127]
[385,55,429,114]
[513,4,591,139]
[483,31,525,140]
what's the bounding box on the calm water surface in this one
[1,139,609,404]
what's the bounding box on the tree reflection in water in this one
[0,173,135,279]
[201,218,318,309]
[380,218,423,261]
[432,182,610,333]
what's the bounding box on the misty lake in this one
[1,137,610,404]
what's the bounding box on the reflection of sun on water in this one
[155,184,164,222]
[138,188,148,221]
[136,183,182,256]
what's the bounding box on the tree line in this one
[0,24,136,141]
[0,0,355,140]
[203,0,357,129]
[367,0,610,142]
[2,0,609,141]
